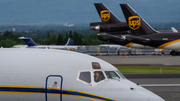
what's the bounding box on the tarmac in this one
[95,55,180,66]
[129,78,180,101]
[94,55,180,101]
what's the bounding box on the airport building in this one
[58,45,171,56]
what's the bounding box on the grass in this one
[114,65,180,73]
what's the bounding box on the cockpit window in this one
[116,70,126,79]
[94,71,105,82]
[105,71,120,79]
[79,72,91,83]
[92,62,101,69]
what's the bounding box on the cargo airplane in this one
[91,3,155,49]
[120,4,180,55]
[91,3,180,55]
[0,48,164,101]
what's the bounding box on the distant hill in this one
[1,0,180,25]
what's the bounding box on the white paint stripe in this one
[141,84,180,87]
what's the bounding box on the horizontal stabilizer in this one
[19,37,38,47]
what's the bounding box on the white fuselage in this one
[0,49,164,101]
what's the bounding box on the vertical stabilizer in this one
[171,27,178,33]
[19,37,38,47]
[120,4,158,36]
[65,38,74,46]
[94,3,121,23]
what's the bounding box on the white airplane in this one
[13,37,76,50]
[0,48,164,101]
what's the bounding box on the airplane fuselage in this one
[0,49,164,101]
[90,22,129,32]
[136,33,180,50]
[98,32,180,50]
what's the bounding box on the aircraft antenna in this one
[12,10,15,34]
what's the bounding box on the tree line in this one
[0,30,106,48]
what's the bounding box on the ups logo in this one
[100,10,110,21]
[128,16,141,30]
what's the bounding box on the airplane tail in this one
[120,4,158,36]
[94,3,121,23]
[65,38,74,46]
[19,37,38,47]
[171,27,178,33]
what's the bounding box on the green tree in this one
[57,33,63,45]
[3,31,14,39]
[48,34,57,45]
[73,31,82,45]
[69,30,73,38]
[63,33,69,45]
[47,32,50,39]
[82,39,90,45]
[32,37,39,44]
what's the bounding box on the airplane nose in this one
[149,94,165,101]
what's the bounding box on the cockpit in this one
[77,62,125,87]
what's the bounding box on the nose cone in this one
[149,94,165,101]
